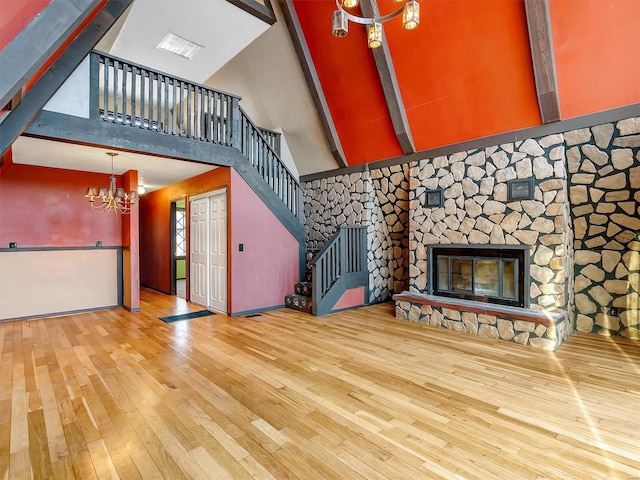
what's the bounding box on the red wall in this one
[294,0,541,166]
[293,0,640,166]
[550,0,640,118]
[0,0,51,50]
[139,168,231,294]
[230,170,300,313]
[0,164,121,247]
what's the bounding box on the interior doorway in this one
[170,198,187,299]
[190,189,227,312]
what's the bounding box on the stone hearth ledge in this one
[393,292,570,350]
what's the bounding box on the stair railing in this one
[257,127,281,156]
[91,51,301,221]
[239,107,303,221]
[311,226,368,316]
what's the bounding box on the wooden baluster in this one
[113,60,119,123]
[179,81,186,136]
[212,93,219,143]
[186,84,192,137]
[148,71,154,129]
[199,87,205,140]
[103,58,109,121]
[206,90,212,142]
[165,76,171,134]
[122,64,127,124]
[157,73,162,130]
[155,73,161,132]
[139,69,145,128]
[130,65,136,126]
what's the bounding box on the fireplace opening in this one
[429,245,528,307]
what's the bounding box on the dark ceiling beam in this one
[0,0,133,158]
[359,0,415,154]
[0,0,103,109]
[524,0,561,123]
[278,0,347,167]
[226,0,276,25]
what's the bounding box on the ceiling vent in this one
[156,32,202,60]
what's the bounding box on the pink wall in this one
[0,164,121,247]
[333,286,365,312]
[230,170,300,314]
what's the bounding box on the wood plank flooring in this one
[1,288,639,479]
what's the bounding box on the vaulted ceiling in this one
[3,0,640,183]
[286,0,640,168]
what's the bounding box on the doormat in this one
[160,310,216,323]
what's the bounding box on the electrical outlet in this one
[96,240,102,247]
[9,242,17,248]
[239,243,244,252]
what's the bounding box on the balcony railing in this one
[90,51,300,220]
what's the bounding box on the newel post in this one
[89,52,100,120]
[230,96,242,150]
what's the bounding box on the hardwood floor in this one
[1,288,639,479]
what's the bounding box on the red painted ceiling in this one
[292,0,640,167]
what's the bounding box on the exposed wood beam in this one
[524,0,561,123]
[278,0,347,167]
[359,0,415,154]
[0,0,133,158]
[226,0,277,25]
[0,0,103,109]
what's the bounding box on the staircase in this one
[285,226,368,316]
[284,249,317,313]
[284,280,314,313]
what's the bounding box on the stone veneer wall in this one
[401,135,575,349]
[303,115,640,345]
[568,117,640,339]
[303,165,409,303]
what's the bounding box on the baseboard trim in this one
[231,304,285,317]
[0,304,120,323]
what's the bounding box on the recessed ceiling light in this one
[156,32,202,60]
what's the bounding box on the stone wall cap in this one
[393,292,565,325]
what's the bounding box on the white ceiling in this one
[11,137,215,193]
[106,0,270,84]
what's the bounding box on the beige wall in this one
[0,249,119,320]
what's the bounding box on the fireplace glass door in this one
[433,247,525,307]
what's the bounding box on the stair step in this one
[294,281,312,297]
[285,294,313,314]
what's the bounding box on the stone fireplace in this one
[395,134,574,350]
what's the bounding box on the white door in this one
[208,193,227,312]
[189,191,228,313]
[190,198,208,306]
